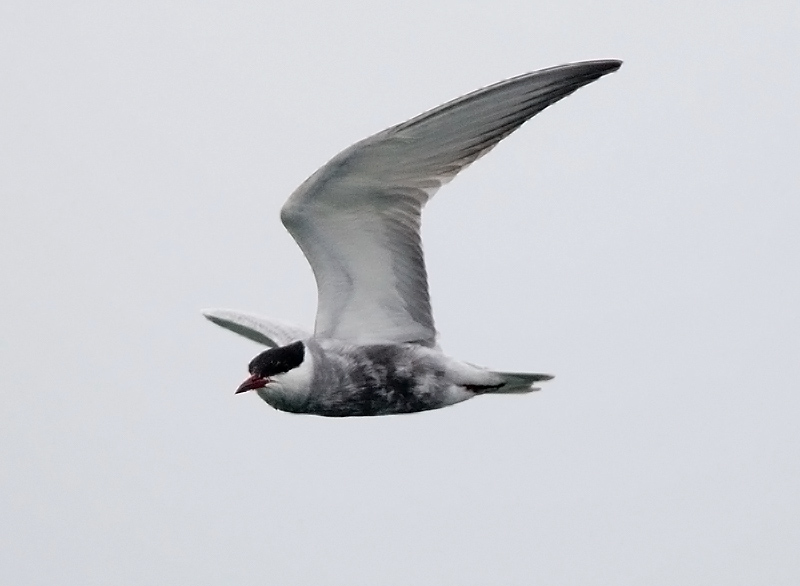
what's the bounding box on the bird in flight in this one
[204,59,621,417]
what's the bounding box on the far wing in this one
[281,60,621,346]
[202,308,310,348]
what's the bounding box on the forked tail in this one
[489,371,554,393]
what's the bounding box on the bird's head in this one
[236,340,306,394]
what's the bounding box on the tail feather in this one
[489,371,554,394]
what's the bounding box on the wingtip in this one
[201,308,241,329]
[584,59,623,75]
[200,308,225,322]
[572,59,622,75]
[538,59,621,85]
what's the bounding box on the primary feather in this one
[281,60,621,347]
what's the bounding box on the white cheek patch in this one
[273,349,314,394]
[256,348,315,412]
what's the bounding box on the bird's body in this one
[254,340,500,417]
[204,59,621,416]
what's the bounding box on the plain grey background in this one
[2,1,798,584]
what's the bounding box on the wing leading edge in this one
[280,60,621,346]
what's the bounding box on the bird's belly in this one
[304,376,472,417]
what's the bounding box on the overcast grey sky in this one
[2,1,799,584]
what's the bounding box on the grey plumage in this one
[205,59,621,416]
[262,341,457,416]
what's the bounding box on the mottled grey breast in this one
[304,343,449,416]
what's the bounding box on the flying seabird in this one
[204,59,621,416]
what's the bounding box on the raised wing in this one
[281,60,621,346]
[202,308,311,348]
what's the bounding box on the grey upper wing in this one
[202,308,311,347]
[281,60,621,346]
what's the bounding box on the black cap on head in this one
[248,341,305,377]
